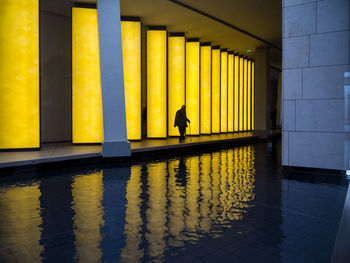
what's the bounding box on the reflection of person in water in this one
[174,105,190,142]
[175,157,187,187]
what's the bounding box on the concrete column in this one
[255,46,271,139]
[97,0,131,157]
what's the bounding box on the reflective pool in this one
[0,142,348,263]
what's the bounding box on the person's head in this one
[181,105,186,110]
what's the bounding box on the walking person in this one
[174,105,190,142]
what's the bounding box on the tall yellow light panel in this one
[234,55,239,132]
[248,60,252,131]
[0,0,39,149]
[239,57,244,131]
[186,39,200,135]
[72,7,103,143]
[244,58,248,131]
[200,43,212,134]
[220,50,228,133]
[147,28,167,138]
[168,34,185,136]
[121,20,141,140]
[228,53,234,132]
[252,61,255,130]
[211,47,221,133]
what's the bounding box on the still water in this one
[0,142,348,263]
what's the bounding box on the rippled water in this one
[0,143,348,263]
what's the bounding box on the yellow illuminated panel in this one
[186,41,200,135]
[220,51,228,133]
[0,0,39,149]
[200,45,212,134]
[228,54,234,132]
[72,8,103,143]
[244,58,248,131]
[252,61,255,130]
[168,36,185,136]
[147,30,167,138]
[121,21,141,140]
[239,57,244,131]
[234,56,239,132]
[211,49,221,133]
[248,60,252,130]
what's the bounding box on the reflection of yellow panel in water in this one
[72,171,104,262]
[211,49,221,133]
[0,0,39,149]
[121,165,143,262]
[234,56,239,132]
[147,30,167,138]
[210,152,220,226]
[220,51,228,133]
[146,162,167,259]
[199,154,212,232]
[72,8,103,143]
[0,184,43,261]
[228,54,234,132]
[186,41,200,135]
[121,21,141,140]
[200,45,212,134]
[168,36,185,136]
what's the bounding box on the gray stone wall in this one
[282,0,350,170]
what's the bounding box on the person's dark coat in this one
[174,108,189,128]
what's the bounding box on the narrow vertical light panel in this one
[72,7,103,144]
[168,33,185,136]
[228,52,234,132]
[234,55,239,132]
[147,27,167,138]
[239,57,244,131]
[252,61,255,130]
[220,50,228,133]
[0,0,39,149]
[211,46,221,133]
[186,39,200,135]
[200,43,212,134]
[121,19,141,140]
[248,60,252,131]
[244,58,248,131]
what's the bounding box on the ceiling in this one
[77,0,282,67]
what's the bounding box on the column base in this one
[102,141,131,157]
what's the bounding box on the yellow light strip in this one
[121,21,141,140]
[252,61,255,130]
[239,57,244,131]
[234,55,239,132]
[228,53,234,132]
[0,0,40,149]
[147,29,167,138]
[211,48,221,133]
[248,60,252,131]
[186,41,200,135]
[244,58,248,131]
[200,45,212,134]
[72,7,103,144]
[168,36,185,136]
[220,51,228,133]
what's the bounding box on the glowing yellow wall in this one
[200,45,212,134]
[211,49,221,133]
[228,54,234,132]
[186,41,200,135]
[0,0,39,149]
[147,30,167,138]
[220,51,228,133]
[234,56,239,132]
[239,57,244,131]
[244,58,248,131]
[121,21,141,140]
[168,36,185,136]
[252,61,255,130]
[248,60,252,131]
[72,8,103,143]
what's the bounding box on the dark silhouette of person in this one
[174,105,190,142]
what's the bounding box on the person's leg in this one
[178,127,183,141]
[179,127,185,141]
